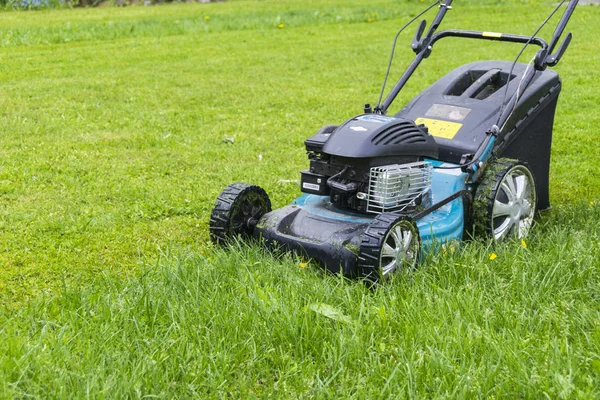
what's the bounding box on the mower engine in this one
[301,114,438,215]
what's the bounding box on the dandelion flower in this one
[521,239,527,249]
[278,23,285,29]
[367,18,373,23]
[205,15,210,20]
[489,253,497,261]
[299,262,307,268]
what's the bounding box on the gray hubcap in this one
[492,165,536,241]
[380,221,418,276]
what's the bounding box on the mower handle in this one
[547,0,578,55]
[543,0,578,67]
[430,30,548,50]
[377,0,578,115]
[378,0,453,114]
[411,1,455,55]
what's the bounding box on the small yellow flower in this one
[367,18,373,23]
[278,23,285,29]
[489,253,497,261]
[205,15,210,20]
[299,262,307,268]
[521,239,527,249]
[371,13,376,17]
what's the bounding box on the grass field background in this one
[0,0,599,397]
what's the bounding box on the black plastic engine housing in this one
[301,115,437,213]
[319,114,438,159]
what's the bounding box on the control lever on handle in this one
[411,20,427,53]
[545,32,572,66]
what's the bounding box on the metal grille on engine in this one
[366,161,432,214]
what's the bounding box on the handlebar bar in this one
[377,0,578,115]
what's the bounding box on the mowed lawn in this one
[0,0,599,397]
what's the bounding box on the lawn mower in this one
[209,0,579,282]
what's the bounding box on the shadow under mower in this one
[210,0,579,282]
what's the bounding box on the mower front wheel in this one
[209,183,272,245]
[358,213,420,283]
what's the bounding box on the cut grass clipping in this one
[0,0,599,397]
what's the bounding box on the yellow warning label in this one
[415,117,462,139]
[482,31,502,38]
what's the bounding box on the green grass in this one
[0,0,599,397]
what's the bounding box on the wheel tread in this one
[209,183,272,245]
[358,213,420,283]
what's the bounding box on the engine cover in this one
[321,114,438,159]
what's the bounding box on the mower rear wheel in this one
[358,213,420,283]
[474,159,536,241]
[209,183,271,245]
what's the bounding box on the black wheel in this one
[358,213,420,282]
[473,159,536,241]
[209,183,271,245]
